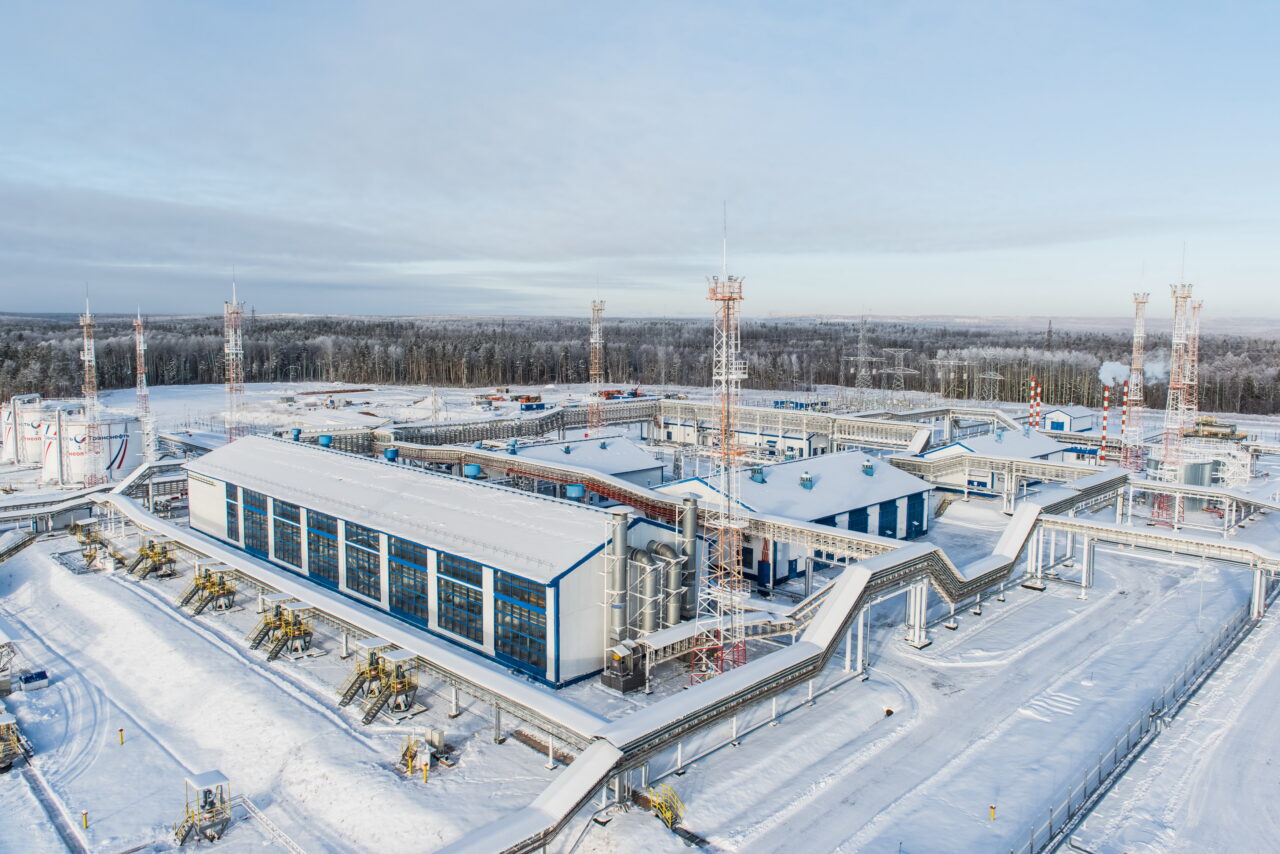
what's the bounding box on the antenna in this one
[721,200,728,281]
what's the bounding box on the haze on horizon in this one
[2,2,1277,319]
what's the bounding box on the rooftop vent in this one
[861,461,875,476]
[599,441,608,449]
[563,445,572,454]
[750,465,766,484]
[800,471,814,490]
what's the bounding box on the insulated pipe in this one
[679,496,699,620]
[630,548,659,634]
[649,540,683,628]
[607,507,630,644]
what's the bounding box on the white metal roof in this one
[1043,405,1095,419]
[655,450,931,521]
[923,430,1069,460]
[503,437,662,478]
[187,436,609,582]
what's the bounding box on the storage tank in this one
[42,414,142,485]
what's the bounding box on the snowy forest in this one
[2,313,1278,415]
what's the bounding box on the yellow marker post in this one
[989,804,996,821]
[118,728,124,745]
[422,763,429,783]
[81,811,88,829]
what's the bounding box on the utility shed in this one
[184,436,679,686]
[655,450,932,587]
[1042,405,1098,433]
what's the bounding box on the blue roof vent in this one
[994,429,1004,443]
[599,440,608,450]
[317,435,333,448]
[749,465,766,484]
[473,441,484,449]
[290,428,301,441]
[563,445,572,454]
[862,461,875,476]
[799,471,814,490]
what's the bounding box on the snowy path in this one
[1074,600,1280,852]
[607,546,1252,853]
[0,542,556,852]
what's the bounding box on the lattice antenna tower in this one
[1121,292,1150,472]
[134,309,155,462]
[848,316,882,388]
[882,348,917,393]
[1152,284,1195,525]
[976,363,1004,402]
[691,219,749,683]
[224,279,246,440]
[587,299,606,434]
[79,296,107,487]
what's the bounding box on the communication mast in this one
[80,298,106,487]
[134,310,155,462]
[587,299,605,434]
[224,282,246,440]
[691,235,748,683]
[1152,284,1195,526]
[1121,292,1150,472]
[848,317,882,388]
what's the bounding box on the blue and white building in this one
[1041,405,1099,433]
[185,436,683,687]
[656,450,933,587]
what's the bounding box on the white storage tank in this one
[41,413,142,485]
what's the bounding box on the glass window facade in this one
[494,571,547,673]
[389,560,430,626]
[225,486,240,542]
[345,540,381,600]
[273,500,300,524]
[344,521,379,550]
[389,537,429,568]
[437,577,483,643]
[308,510,337,537]
[242,490,268,555]
[307,530,338,587]
[438,553,483,588]
[273,515,301,567]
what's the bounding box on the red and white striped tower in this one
[79,298,106,487]
[133,310,155,462]
[587,299,605,435]
[224,281,246,440]
[1121,293,1150,472]
[1119,380,1129,463]
[1099,384,1110,464]
[691,241,748,683]
[1028,376,1038,427]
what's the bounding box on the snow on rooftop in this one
[932,430,1070,460]
[501,436,661,477]
[186,436,610,582]
[1043,404,1095,418]
[656,450,930,521]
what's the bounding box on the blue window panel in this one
[439,553,484,588]
[226,501,240,541]
[878,499,898,538]
[389,537,429,568]
[437,577,483,643]
[272,517,301,566]
[242,489,267,512]
[273,500,300,524]
[345,543,381,599]
[344,521,379,550]
[906,493,926,539]
[494,598,546,674]
[494,571,545,609]
[848,507,869,533]
[307,532,339,587]
[307,510,337,537]
[225,482,238,501]
[389,560,430,626]
[243,507,268,556]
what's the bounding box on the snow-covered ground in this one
[0,539,565,853]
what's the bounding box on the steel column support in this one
[1252,568,1267,620]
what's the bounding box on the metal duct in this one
[630,548,659,634]
[607,507,630,645]
[648,540,683,628]
[680,495,699,620]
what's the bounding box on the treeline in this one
[1,314,1278,415]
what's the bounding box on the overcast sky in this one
[2,2,1277,318]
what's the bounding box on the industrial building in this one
[185,436,689,686]
[657,451,932,587]
[475,436,665,497]
[651,410,825,459]
[1041,405,1099,433]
